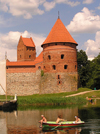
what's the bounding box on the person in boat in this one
[39,115,47,127]
[75,116,81,123]
[56,115,65,123]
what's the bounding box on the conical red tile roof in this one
[42,18,78,46]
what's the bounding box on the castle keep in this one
[6,18,78,96]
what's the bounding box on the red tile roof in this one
[6,61,35,67]
[21,36,35,47]
[42,18,78,46]
[34,51,43,64]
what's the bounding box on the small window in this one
[48,55,51,60]
[55,43,57,45]
[63,43,65,45]
[44,66,45,68]
[52,65,56,70]
[58,75,60,79]
[6,67,8,69]
[57,80,62,85]
[61,54,64,59]
[75,65,76,69]
[29,55,31,58]
[64,65,67,69]
[38,66,41,69]
[20,55,21,58]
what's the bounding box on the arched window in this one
[52,65,56,70]
[61,54,64,59]
[48,55,51,60]
[58,75,60,79]
[29,55,31,58]
[64,65,67,69]
[38,66,41,69]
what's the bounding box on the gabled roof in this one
[21,36,35,47]
[42,18,78,46]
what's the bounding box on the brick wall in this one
[17,38,36,61]
[43,43,77,73]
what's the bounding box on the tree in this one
[77,50,91,87]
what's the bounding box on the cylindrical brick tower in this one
[40,17,78,94]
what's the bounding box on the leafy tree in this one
[77,50,91,87]
[87,53,100,89]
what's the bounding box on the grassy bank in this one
[0,88,99,107]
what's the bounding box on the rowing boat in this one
[42,121,85,129]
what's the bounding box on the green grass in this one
[0,88,99,108]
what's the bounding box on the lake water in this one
[0,101,100,134]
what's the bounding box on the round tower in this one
[40,17,78,93]
[41,18,78,73]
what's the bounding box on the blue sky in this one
[0,0,100,61]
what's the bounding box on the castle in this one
[6,17,78,96]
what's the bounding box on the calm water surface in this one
[0,101,100,134]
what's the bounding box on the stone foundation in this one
[39,72,78,94]
[6,70,78,96]
[7,70,41,96]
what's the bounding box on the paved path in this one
[65,90,95,97]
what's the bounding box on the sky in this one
[0,0,100,61]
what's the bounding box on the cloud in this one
[43,0,80,10]
[85,31,100,60]
[0,0,45,19]
[0,0,80,19]
[97,4,100,10]
[83,0,94,4]
[0,31,46,61]
[43,1,56,11]
[67,7,100,34]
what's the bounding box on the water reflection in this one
[0,105,100,134]
[0,107,78,134]
[41,127,82,134]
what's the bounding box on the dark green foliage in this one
[86,53,100,89]
[77,50,100,89]
[41,70,44,76]
[77,50,90,87]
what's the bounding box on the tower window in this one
[38,66,41,69]
[48,55,51,60]
[58,75,60,79]
[52,65,56,70]
[29,55,31,58]
[64,65,67,69]
[61,54,64,59]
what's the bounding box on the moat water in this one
[0,100,100,134]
